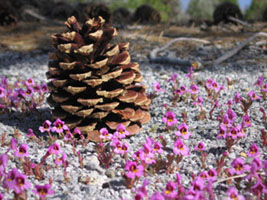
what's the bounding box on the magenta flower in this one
[262,83,267,92]
[73,128,84,140]
[211,81,221,92]
[221,116,232,128]
[189,84,198,94]
[186,66,194,80]
[173,138,189,155]
[236,124,246,138]
[254,76,264,86]
[179,85,187,95]
[242,114,251,127]
[51,119,68,133]
[48,143,62,155]
[133,149,142,161]
[10,137,18,150]
[99,128,112,140]
[0,193,3,200]
[198,171,208,180]
[135,179,149,197]
[227,126,242,140]
[140,151,156,164]
[26,128,36,137]
[115,142,129,155]
[150,192,164,200]
[191,177,205,191]
[247,143,260,157]
[168,72,178,83]
[0,87,6,98]
[248,90,261,100]
[24,78,35,87]
[114,124,130,139]
[64,131,73,141]
[3,168,19,190]
[134,192,145,200]
[205,79,214,89]
[226,186,245,200]
[234,92,243,104]
[229,158,250,175]
[152,141,163,154]
[25,87,34,97]
[193,96,203,106]
[55,153,67,166]
[162,111,177,127]
[207,169,217,182]
[217,124,227,139]
[41,83,49,93]
[33,184,54,199]
[125,161,144,178]
[226,108,237,122]
[0,153,8,170]
[194,142,205,151]
[175,123,191,139]
[39,120,52,133]
[153,82,164,93]
[14,143,29,158]
[13,172,31,194]
[163,181,177,199]
[250,179,267,197]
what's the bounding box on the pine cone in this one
[47,16,151,142]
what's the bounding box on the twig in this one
[228,16,250,27]
[148,37,210,66]
[213,32,267,65]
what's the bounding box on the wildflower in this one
[193,96,203,106]
[0,87,6,98]
[198,171,208,180]
[48,143,62,155]
[191,177,205,191]
[25,87,34,97]
[115,142,129,155]
[1,76,8,88]
[168,72,178,83]
[73,128,84,140]
[234,92,242,104]
[179,85,187,95]
[242,114,251,127]
[14,143,29,158]
[13,172,31,194]
[254,76,264,86]
[236,124,246,138]
[134,192,145,200]
[245,160,261,180]
[39,120,52,133]
[226,100,233,107]
[0,193,3,200]
[189,84,198,94]
[162,111,177,127]
[24,78,35,87]
[227,126,242,140]
[152,141,163,154]
[33,184,54,199]
[217,124,227,139]
[247,143,260,157]
[55,153,67,166]
[153,82,164,93]
[99,128,112,140]
[262,83,267,92]
[229,158,250,175]
[140,151,156,165]
[125,161,144,178]
[10,137,18,150]
[64,131,73,141]
[114,124,130,139]
[133,149,142,161]
[186,66,194,80]
[33,84,41,93]
[226,186,245,200]
[226,108,237,122]
[51,119,68,133]
[173,138,189,156]
[194,142,205,151]
[207,169,217,182]
[26,128,36,137]
[163,181,177,199]
[40,83,49,93]
[205,79,214,89]
[211,81,220,92]
[221,116,232,128]
[150,192,164,200]
[175,123,192,139]
[248,90,261,100]
[250,180,267,197]
[3,168,19,190]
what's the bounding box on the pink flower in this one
[150,192,164,200]
[40,83,49,93]
[125,161,144,178]
[250,179,267,197]
[48,143,62,155]
[229,158,250,175]
[207,169,217,182]
[55,153,67,166]
[217,124,227,139]
[64,131,73,141]
[194,142,205,151]
[99,128,112,140]
[163,181,177,198]
[0,87,6,98]
[173,138,189,156]
[189,84,198,94]
[186,66,194,80]
[51,119,68,133]
[226,186,245,200]
[247,143,260,157]
[261,83,267,92]
[114,124,130,139]
[175,123,191,139]
[10,137,18,150]
[234,92,242,103]
[140,151,156,165]
[39,120,52,133]
[24,78,35,87]
[227,126,242,140]
[162,111,177,127]
[3,168,19,190]
[14,143,29,157]
[191,177,205,191]
[13,172,31,194]
[211,81,221,93]
[193,96,203,106]
[115,142,129,155]
[254,76,264,86]
[198,171,208,180]
[226,108,237,122]
[179,85,187,95]
[221,116,232,128]
[0,193,3,200]
[26,128,36,137]
[33,184,54,199]
[73,128,84,140]
[152,142,163,154]
[168,73,178,83]
[153,82,164,93]
[242,114,251,127]
[25,87,34,97]
[236,124,246,138]
[205,79,214,89]
[134,192,145,200]
[248,90,261,100]
[133,149,142,161]
[0,153,8,169]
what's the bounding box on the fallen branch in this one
[213,32,267,65]
[228,16,250,27]
[148,37,210,66]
